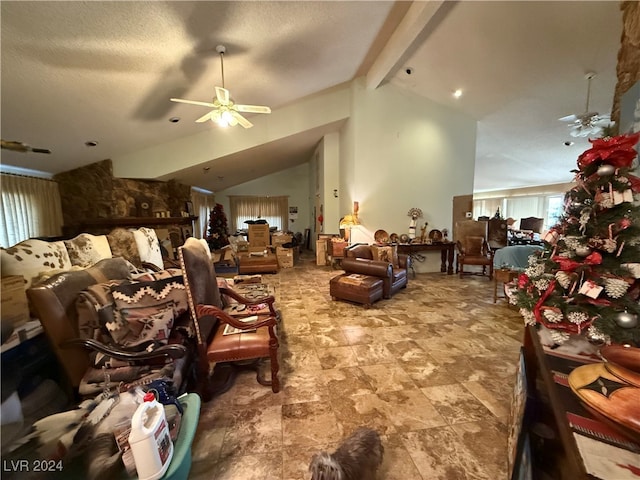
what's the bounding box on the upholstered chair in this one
[178,238,280,400]
[519,217,544,233]
[342,244,410,298]
[455,220,494,279]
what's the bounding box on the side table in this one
[494,268,518,303]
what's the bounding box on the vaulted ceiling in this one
[0,1,623,193]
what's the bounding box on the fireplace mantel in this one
[62,216,198,237]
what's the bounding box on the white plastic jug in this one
[128,392,174,480]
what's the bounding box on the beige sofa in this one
[1,227,167,291]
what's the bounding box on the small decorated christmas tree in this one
[514,132,640,346]
[207,203,230,251]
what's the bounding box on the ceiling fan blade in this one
[230,111,253,129]
[235,104,271,114]
[170,98,216,108]
[558,114,579,123]
[195,111,215,123]
[569,126,590,138]
[215,87,230,105]
[1,139,51,154]
[30,147,52,154]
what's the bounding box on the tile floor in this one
[189,252,524,479]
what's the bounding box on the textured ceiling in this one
[0,1,623,193]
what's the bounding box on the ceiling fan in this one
[170,45,271,129]
[1,139,51,154]
[559,72,612,138]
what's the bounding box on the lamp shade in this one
[339,214,359,229]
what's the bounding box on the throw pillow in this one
[133,268,182,282]
[133,227,163,270]
[110,276,188,347]
[371,245,393,264]
[0,239,72,288]
[107,228,142,268]
[390,244,399,268]
[76,280,125,342]
[64,233,113,268]
[111,302,175,348]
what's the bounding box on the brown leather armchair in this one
[342,244,410,298]
[178,238,280,400]
[455,220,494,279]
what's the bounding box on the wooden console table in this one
[397,242,455,275]
[521,325,640,479]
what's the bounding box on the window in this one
[545,195,564,229]
[191,188,216,239]
[0,174,64,247]
[473,192,566,233]
[228,196,288,232]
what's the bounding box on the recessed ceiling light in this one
[169,117,180,123]
[85,140,98,147]
[453,89,463,99]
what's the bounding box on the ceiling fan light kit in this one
[559,72,613,138]
[170,44,270,129]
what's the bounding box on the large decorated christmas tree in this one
[514,132,640,346]
[207,203,230,251]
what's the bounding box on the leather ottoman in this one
[330,273,384,308]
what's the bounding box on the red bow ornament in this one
[577,132,640,170]
[553,256,581,272]
[584,251,602,265]
[517,273,530,289]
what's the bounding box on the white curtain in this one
[191,189,216,239]
[229,196,288,232]
[473,198,504,220]
[0,174,64,247]
[504,197,543,229]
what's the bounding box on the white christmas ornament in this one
[622,263,640,278]
[556,271,572,289]
[612,189,634,205]
[543,309,563,323]
[604,278,630,298]
[543,230,559,244]
[596,164,615,176]
[578,280,603,299]
[575,245,591,257]
[614,311,638,328]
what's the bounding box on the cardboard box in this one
[272,233,292,248]
[1,276,29,327]
[248,224,270,247]
[276,246,294,268]
[331,241,349,257]
[316,239,327,266]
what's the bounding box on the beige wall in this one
[343,79,477,272]
[215,162,312,236]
